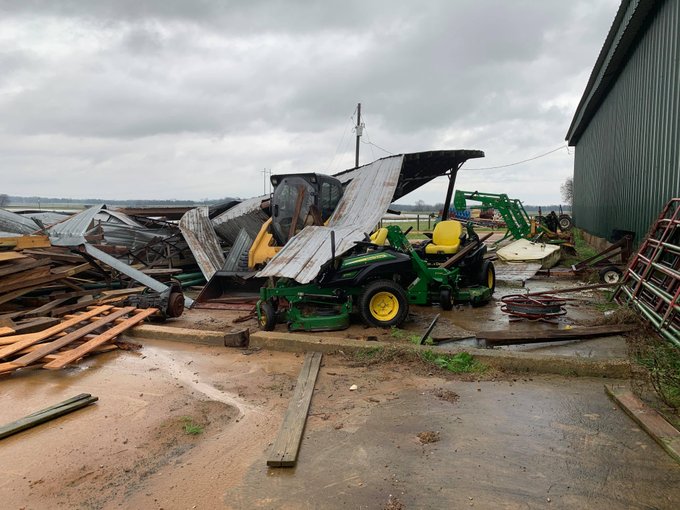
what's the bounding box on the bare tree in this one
[560,177,573,206]
[0,194,9,208]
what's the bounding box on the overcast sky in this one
[0,0,620,205]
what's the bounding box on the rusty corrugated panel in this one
[257,155,404,283]
[179,207,225,280]
[0,208,41,235]
[211,196,269,244]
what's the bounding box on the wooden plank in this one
[5,317,62,336]
[12,307,135,367]
[0,345,117,375]
[21,249,83,263]
[0,394,97,440]
[267,351,322,467]
[0,235,50,250]
[0,306,112,355]
[0,252,28,263]
[0,266,52,288]
[44,307,157,369]
[477,324,636,345]
[605,385,680,464]
[0,263,91,295]
[0,285,42,306]
[0,326,15,337]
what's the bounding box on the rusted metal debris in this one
[500,294,567,321]
[615,198,680,347]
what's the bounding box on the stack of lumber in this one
[0,242,152,323]
[0,305,157,375]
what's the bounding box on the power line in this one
[462,145,568,171]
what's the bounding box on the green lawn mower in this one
[256,222,495,332]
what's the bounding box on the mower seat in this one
[425,220,463,255]
[370,228,388,246]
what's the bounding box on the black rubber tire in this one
[477,260,496,294]
[258,301,277,331]
[559,214,573,231]
[440,287,453,311]
[599,265,623,284]
[358,279,409,328]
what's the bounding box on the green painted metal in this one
[257,225,493,331]
[569,0,680,242]
[454,190,532,240]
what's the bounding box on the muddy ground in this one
[1,337,679,509]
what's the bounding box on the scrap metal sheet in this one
[179,207,226,280]
[257,155,404,283]
[212,195,269,244]
[0,208,41,235]
[48,204,105,246]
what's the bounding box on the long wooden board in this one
[44,307,157,369]
[12,307,135,367]
[0,258,51,278]
[0,306,111,352]
[477,324,635,345]
[605,385,680,464]
[267,351,322,468]
[0,394,97,440]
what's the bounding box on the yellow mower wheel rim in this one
[369,292,399,321]
[488,269,494,289]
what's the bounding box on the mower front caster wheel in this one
[439,288,453,311]
[358,280,409,328]
[258,301,277,331]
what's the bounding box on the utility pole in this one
[262,168,271,195]
[354,102,364,168]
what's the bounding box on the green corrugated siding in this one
[574,0,680,242]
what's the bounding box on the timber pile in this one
[0,305,156,376]
[0,239,160,326]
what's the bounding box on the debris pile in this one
[0,305,155,375]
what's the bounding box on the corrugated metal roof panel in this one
[211,196,269,244]
[0,208,40,235]
[48,205,105,246]
[179,207,226,280]
[257,155,404,283]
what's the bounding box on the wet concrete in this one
[228,375,680,510]
[1,340,677,509]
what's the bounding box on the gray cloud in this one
[0,0,620,203]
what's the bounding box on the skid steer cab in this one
[248,173,344,270]
[256,223,495,332]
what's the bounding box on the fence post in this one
[416,214,420,231]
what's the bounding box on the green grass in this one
[420,351,486,374]
[181,416,204,435]
[633,340,680,410]
[559,228,599,267]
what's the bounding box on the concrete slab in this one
[249,331,631,378]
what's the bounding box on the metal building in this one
[566,0,680,243]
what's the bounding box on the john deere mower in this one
[256,222,495,332]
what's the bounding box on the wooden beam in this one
[0,394,98,440]
[12,307,135,367]
[267,351,322,468]
[0,263,91,295]
[0,305,112,353]
[605,385,680,464]
[0,252,28,263]
[44,307,157,369]
[476,324,635,345]
[0,235,51,250]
